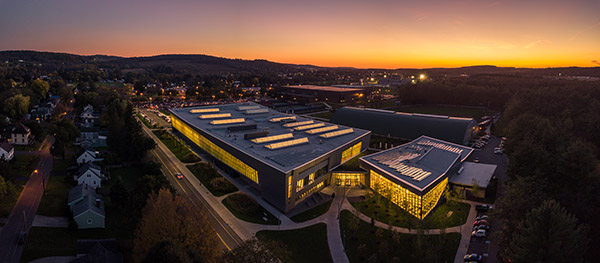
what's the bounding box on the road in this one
[139,120,244,251]
[0,136,54,263]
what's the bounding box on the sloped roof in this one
[330,107,478,145]
[73,195,105,218]
[78,163,101,175]
[68,183,95,205]
[12,123,30,134]
[72,241,122,263]
[77,148,97,158]
[0,142,13,152]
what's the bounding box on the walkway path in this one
[0,215,69,228]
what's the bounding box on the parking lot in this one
[141,109,171,128]
[464,135,508,263]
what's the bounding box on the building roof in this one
[68,183,95,205]
[361,136,473,191]
[450,162,497,188]
[78,163,101,176]
[77,148,97,158]
[73,239,122,263]
[0,142,13,152]
[73,195,105,218]
[12,123,30,134]
[330,107,478,144]
[283,85,364,93]
[170,102,370,173]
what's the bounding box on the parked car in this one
[464,253,483,262]
[474,157,480,163]
[476,204,493,211]
[176,173,184,179]
[472,229,487,238]
[473,219,488,226]
[476,215,489,221]
[473,224,490,231]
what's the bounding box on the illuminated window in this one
[190,108,219,113]
[369,170,447,220]
[251,133,293,144]
[209,118,245,125]
[264,137,309,150]
[172,116,258,184]
[294,123,325,131]
[288,176,292,199]
[199,113,231,119]
[308,172,315,184]
[296,182,324,201]
[296,179,304,191]
[283,120,314,128]
[332,172,365,187]
[306,125,338,134]
[320,128,354,138]
[341,142,362,163]
[269,116,296,122]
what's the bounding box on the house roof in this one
[330,107,478,144]
[12,123,30,134]
[73,195,105,218]
[78,163,101,177]
[73,240,122,263]
[449,162,497,188]
[68,183,95,205]
[77,148,97,158]
[0,142,13,152]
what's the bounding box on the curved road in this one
[0,136,54,263]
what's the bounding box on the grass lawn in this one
[340,210,461,263]
[186,163,237,197]
[336,150,377,171]
[290,200,333,223]
[153,130,200,163]
[137,113,156,129]
[52,158,70,172]
[14,140,43,151]
[256,223,332,263]
[36,175,71,217]
[0,179,27,217]
[351,194,470,229]
[308,111,334,120]
[9,155,40,178]
[222,193,279,225]
[22,227,77,262]
[398,105,495,121]
[109,166,145,190]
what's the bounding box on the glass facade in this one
[341,142,362,163]
[296,182,324,201]
[369,170,446,219]
[172,116,259,184]
[332,172,365,187]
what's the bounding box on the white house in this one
[80,104,98,128]
[76,149,102,165]
[10,123,32,145]
[0,142,14,161]
[76,163,104,188]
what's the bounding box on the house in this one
[67,183,95,212]
[10,123,32,145]
[75,163,104,188]
[77,127,107,149]
[71,191,105,229]
[72,239,122,263]
[0,141,14,161]
[30,107,52,121]
[76,149,102,165]
[79,104,98,128]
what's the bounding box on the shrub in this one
[227,193,259,215]
[209,177,237,193]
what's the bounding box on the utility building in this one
[170,102,370,212]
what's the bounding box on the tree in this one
[133,189,220,263]
[142,240,193,263]
[0,176,17,204]
[3,94,30,119]
[28,79,50,99]
[110,177,129,210]
[506,200,589,263]
[222,239,283,263]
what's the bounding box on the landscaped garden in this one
[153,130,200,163]
[256,223,332,263]
[340,210,461,263]
[186,163,237,196]
[290,200,333,223]
[350,194,470,229]
[222,193,279,225]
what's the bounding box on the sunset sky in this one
[0,0,599,68]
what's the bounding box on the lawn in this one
[256,223,332,263]
[340,210,461,263]
[398,105,495,121]
[0,179,27,217]
[14,140,43,151]
[351,194,470,229]
[336,150,377,171]
[290,200,332,223]
[308,111,334,120]
[9,155,40,178]
[52,158,70,172]
[36,175,71,217]
[137,113,156,129]
[109,166,145,190]
[186,163,237,197]
[153,130,200,163]
[222,193,279,225]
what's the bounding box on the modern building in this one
[449,162,497,199]
[10,123,32,145]
[278,85,367,103]
[169,102,370,212]
[360,136,473,219]
[0,142,14,161]
[331,107,479,145]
